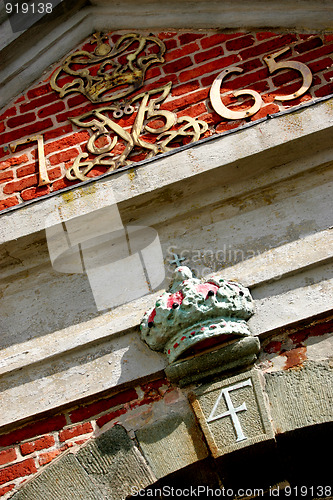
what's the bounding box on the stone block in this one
[136,411,208,479]
[11,453,105,500]
[189,369,274,457]
[76,424,156,499]
[264,360,333,434]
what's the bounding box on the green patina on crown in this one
[140,266,254,363]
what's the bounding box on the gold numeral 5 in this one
[263,46,312,101]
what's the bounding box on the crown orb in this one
[140,266,255,364]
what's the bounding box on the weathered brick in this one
[7,112,36,129]
[0,170,14,183]
[67,94,87,109]
[48,148,80,166]
[51,175,79,192]
[3,175,38,194]
[27,83,52,99]
[20,435,55,456]
[294,36,323,54]
[163,56,193,75]
[38,447,68,466]
[0,458,37,485]
[180,54,240,83]
[59,422,93,442]
[172,80,200,96]
[44,132,90,155]
[161,88,209,112]
[256,32,277,41]
[250,103,280,120]
[20,93,59,113]
[0,118,53,146]
[21,185,51,201]
[179,33,205,45]
[201,33,245,50]
[70,388,138,424]
[38,101,66,118]
[0,484,15,496]
[0,196,19,211]
[239,34,298,60]
[0,106,16,121]
[177,101,207,118]
[16,163,38,178]
[314,82,333,97]
[96,407,127,428]
[194,44,225,64]
[226,34,255,52]
[308,57,333,73]
[0,415,66,448]
[164,42,199,63]
[0,154,28,170]
[43,124,73,142]
[0,448,17,466]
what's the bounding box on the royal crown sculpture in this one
[140,266,255,364]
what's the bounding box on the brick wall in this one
[0,31,332,212]
[0,378,172,498]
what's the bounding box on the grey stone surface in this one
[165,336,260,386]
[136,411,208,479]
[190,369,274,457]
[76,424,156,499]
[11,453,106,500]
[265,360,333,434]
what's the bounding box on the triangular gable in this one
[0,30,332,212]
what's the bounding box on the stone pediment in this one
[1,28,332,212]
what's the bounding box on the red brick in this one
[43,124,73,142]
[226,34,255,52]
[0,106,16,121]
[180,54,240,83]
[0,154,28,170]
[194,45,225,64]
[216,120,245,133]
[158,32,178,40]
[38,101,66,118]
[0,484,15,496]
[59,422,93,442]
[0,415,66,448]
[0,118,53,146]
[0,448,17,466]
[0,170,14,183]
[308,57,333,73]
[172,80,200,96]
[325,34,333,43]
[250,103,280,120]
[294,36,323,54]
[20,93,59,113]
[96,407,127,428]
[44,132,90,155]
[56,104,95,123]
[239,34,298,60]
[179,33,205,45]
[48,148,80,166]
[201,33,245,50]
[161,88,209,112]
[21,185,51,201]
[70,388,138,424]
[314,82,333,97]
[16,163,38,178]
[163,39,178,51]
[0,196,19,211]
[20,435,55,456]
[0,458,37,485]
[256,32,277,41]
[177,102,207,118]
[293,43,333,64]
[27,83,52,100]
[67,94,87,109]
[164,42,199,63]
[163,56,193,75]
[3,175,38,194]
[38,448,64,466]
[7,112,36,129]
[51,175,79,192]
[145,66,162,81]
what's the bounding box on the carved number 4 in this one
[210,45,313,120]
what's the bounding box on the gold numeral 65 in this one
[210,45,313,120]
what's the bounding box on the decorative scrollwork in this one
[65,83,208,182]
[50,32,166,103]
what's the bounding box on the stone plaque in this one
[189,369,274,457]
